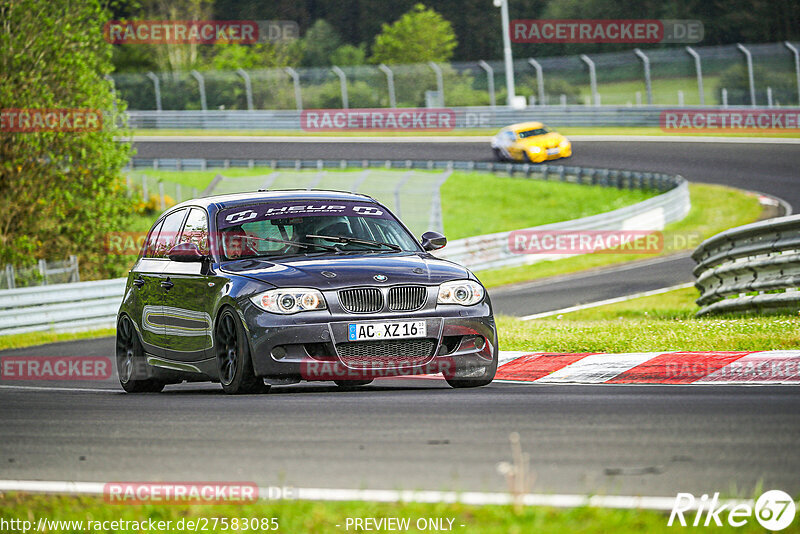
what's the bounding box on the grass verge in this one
[0,493,782,533]
[477,183,762,289]
[497,286,800,352]
[0,328,115,352]
[128,127,800,138]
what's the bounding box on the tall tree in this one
[370,3,457,64]
[0,0,132,277]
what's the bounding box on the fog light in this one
[474,336,485,351]
[271,346,287,360]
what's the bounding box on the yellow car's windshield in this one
[518,127,551,138]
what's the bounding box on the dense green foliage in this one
[0,0,134,278]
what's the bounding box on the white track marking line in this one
[0,384,119,394]
[0,479,753,511]
[535,352,661,384]
[520,283,694,321]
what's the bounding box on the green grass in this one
[477,183,763,289]
[129,168,657,242]
[440,172,654,240]
[0,328,116,351]
[577,75,721,106]
[1,493,788,533]
[497,286,800,353]
[128,127,800,138]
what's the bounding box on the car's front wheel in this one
[444,335,499,388]
[116,315,164,393]
[216,308,270,395]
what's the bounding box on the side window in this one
[153,209,188,258]
[179,208,210,255]
[143,219,164,258]
[504,131,516,142]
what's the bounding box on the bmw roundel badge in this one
[373,274,388,282]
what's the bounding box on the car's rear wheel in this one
[216,308,270,395]
[492,147,504,161]
[334,379,373,388]
[116,315,165,393]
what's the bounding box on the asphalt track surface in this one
[1,139,798,499]
[2,338,800,497]
[131,138,799,316]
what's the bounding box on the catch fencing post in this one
[236,68,254,111]
[785,42,800,106]
[378,64,396,108]
[478,60,496,108]
[145,72,162,111]
[685,46,705,105]
[580,55,599,106]
[736,44,756,107]
[331,66,349,109]
[428,62,444,106]
[190,70,207,111]
[633,48,653,105]
[527,58,545,107]
[285,67,303,111]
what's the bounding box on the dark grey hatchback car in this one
[116,190,498,394]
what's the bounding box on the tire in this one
[334,379,373,388]
[116,315,165,393]
[444,335,499,389]
[492,147,504,161]
[523,151,534,163]
[216,308,270,395]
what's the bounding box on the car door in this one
[130,218,168,357]
[138,208,189,357]
[162,207,215,363]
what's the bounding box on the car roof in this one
[508,121,546,132]
[171,189,378,212]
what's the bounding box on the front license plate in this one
[546,147,560,155]
[348,321,426,341]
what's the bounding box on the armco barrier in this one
[0,278,126,335]
[693,214,800,316]
[124,105,800,130]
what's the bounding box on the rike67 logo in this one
[669,490,796,531]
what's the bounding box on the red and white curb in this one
[495,350,800,385]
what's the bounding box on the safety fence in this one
[111,41,800,111]
[1,256,80,290]
[693,214,800,316]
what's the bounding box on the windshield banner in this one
[219,201,389,229]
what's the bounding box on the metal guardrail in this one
[124,105,800,130]
[693,214,800,316]
[0,278,126,335]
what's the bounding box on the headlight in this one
[250,288,327,314]
[559,139,570,148]
[437,280,484,306]
[529,146,542,153]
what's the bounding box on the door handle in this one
[160,279,174,290]
[132,277,145,288]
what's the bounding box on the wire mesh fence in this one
[1,256,80,290]
[111,41,800,111]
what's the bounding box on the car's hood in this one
[519,132,565,147]
[220,252,471,289]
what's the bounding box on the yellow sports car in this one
[490,122,572,163]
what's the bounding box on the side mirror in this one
[421,231,447,251]
[167,242,205,262]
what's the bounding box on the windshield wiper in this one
[305,234,402,251]
[241,234,340,252]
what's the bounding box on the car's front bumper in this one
[241,300,497,381]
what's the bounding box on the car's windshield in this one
[518,127,551,138]
[216,200,419,260]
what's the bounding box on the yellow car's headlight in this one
[529,146,542,153]
[559,139,570,148]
